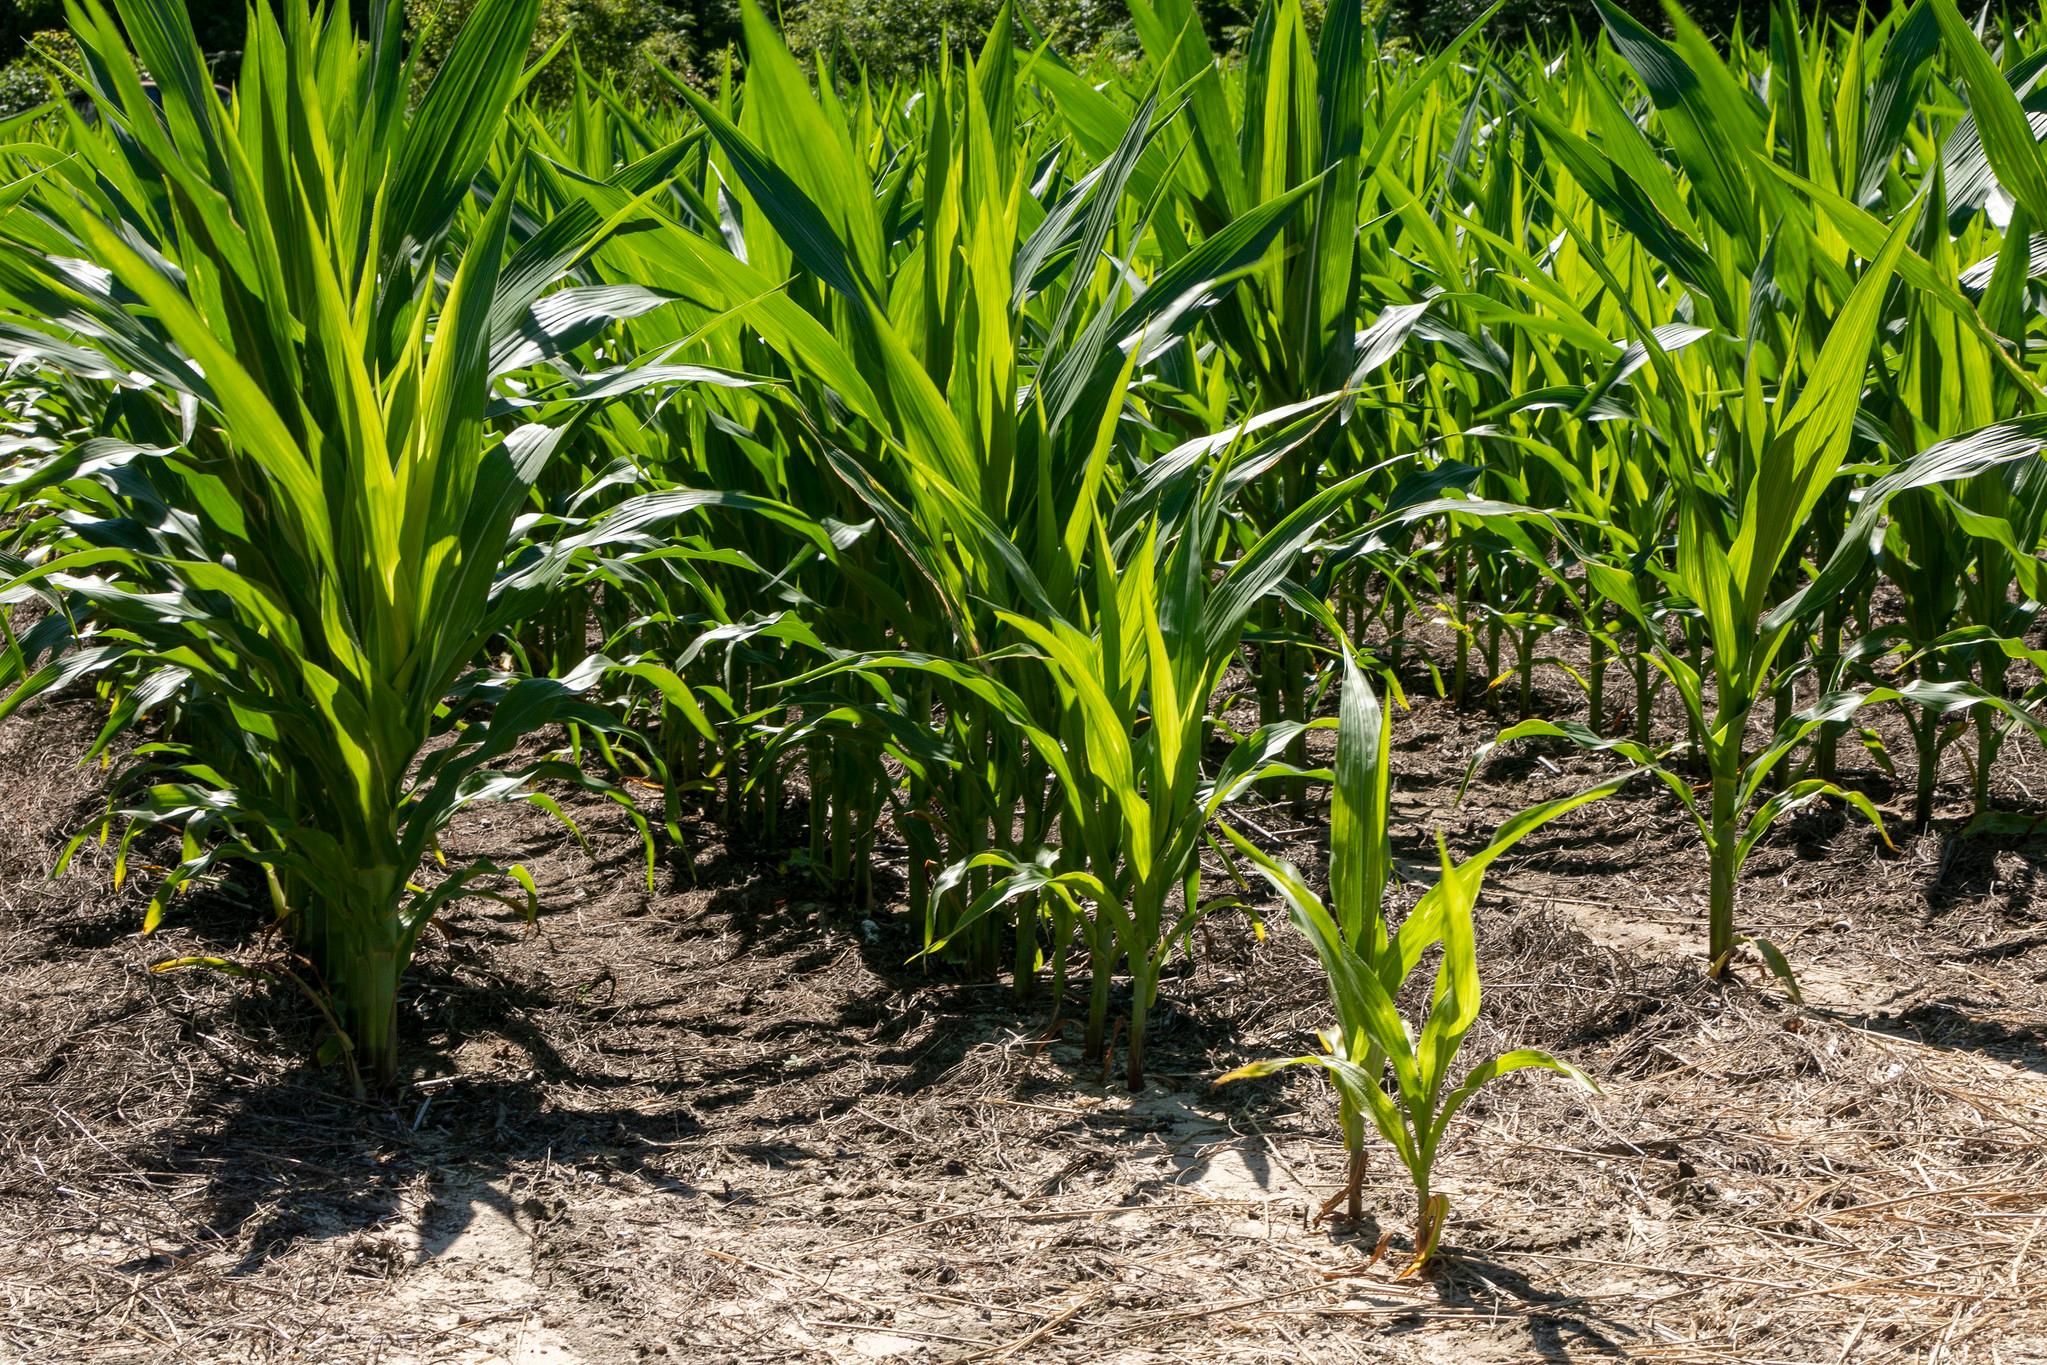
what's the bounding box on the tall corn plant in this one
[1483,189,1925,981]
[663,7,1099,971]
[1038,0,1479,746]
[1136,0,1367,751]
[0,0,668,1089]
[657,4,1330,991]
[998,421,1377,1086]
[820,403,1377,1086]
[1761,0,2047,826]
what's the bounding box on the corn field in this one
[5,0,2047,1299]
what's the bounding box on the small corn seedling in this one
[1220,650,1617,1269]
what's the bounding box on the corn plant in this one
[803,398,1367,1083]
[1220,649,1618,1268]
[656,3,1347,996]
[1474,99,1946,977]
[0,0,748,1088]
[993,411,1375,1086]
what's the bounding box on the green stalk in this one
[1124,967,1153,1089]
[342,942,403,1091]
[1687,621,1706,768]
[1084,910,1116,1062]
[1341,1112,1365,1223]
[1976,647,2008,816]
[1452,543,1471,707]
[314,863,407,1090]
[808,729,829,875]
[1483,604,1503,716]
[1634,636,1653,746]
[1766,657,1795,793]
[1910,707,1940,829]
[1256,598,1283,730]
[1705,723,1744,973]
[1517,620,1538,718]
[1587,626,1607,735]
[1815,605,1843,784]
[906,676,936,933]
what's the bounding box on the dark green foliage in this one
[0,24,74,116]
[784,0,1131,76]
[0,0,64,63]
[0,0,67,114]
[406,0,727,95]
[1390,0,1903,45]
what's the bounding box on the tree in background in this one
[0,0,737,113]
[0,0,1923,123]
[404,0,740,96]
[0,0,63,63]
[0,3,74,118]
[784,0,1133,76]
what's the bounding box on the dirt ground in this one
[3,623,2046,1364]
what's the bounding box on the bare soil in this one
[3,621,2046,1364]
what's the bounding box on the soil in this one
[3,619,2046,1364]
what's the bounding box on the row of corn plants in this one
[6,0,2047,1258]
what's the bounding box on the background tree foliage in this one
[0,0,1920,113]
[401,0,740,95]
